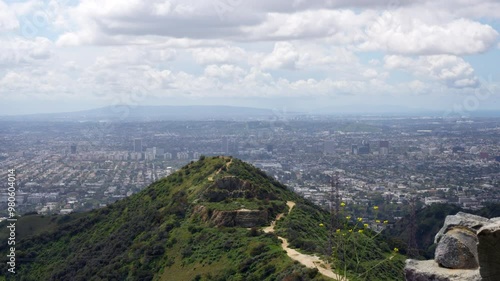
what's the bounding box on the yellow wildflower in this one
[349,229,353,233]
[373,206,379,210]
[346,216,351,220]
[319,223,324,227]
[357,217,363,222]
[336,229,341,233]
[394,248,399,252]
[358,229,363,233]
[376,220,381,223]
[340,202,346,207]
[364,223,369,228]
[383,220,389,224]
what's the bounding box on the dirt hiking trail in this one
[263,201,345,280]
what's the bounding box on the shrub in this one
[250,243,268,256]
[181,246,193,258]
[248,227,261,237]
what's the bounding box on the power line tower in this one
[327,173,340,256]
[407,196,419,258]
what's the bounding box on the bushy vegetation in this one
[0,156,408,280]
[382,203,500,259]
[276,202,405,280]
[329,217,405,281]
[275,203,330,253]
[0,157,323,280]
[383,203,461,258]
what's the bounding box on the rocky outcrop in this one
[203,177,256,202]
[202,176,280,202]
[203,176,281,202]
[405,260,481,281]
[477,221,500,281]
[193,205,210,221]
[435,228,478,269]
[405,212,500,281]
[211,209,268,227]
[434,212,490,244]
[193,205,269,227]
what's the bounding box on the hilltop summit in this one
[0,157,330,280]
[1,156,403,280]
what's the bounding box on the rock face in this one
[435,212,490,244]
[405,212,500,281]
[477,221,500,281]
[211,209,268,227]
[405,260,481,281]
[204,177,257,202]
[204,177,277,202]
[193,205,269,227]
[434,228,479,269]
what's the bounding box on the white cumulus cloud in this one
[385,55,479,88]
[0,1,19,31]
[362,14,498,55]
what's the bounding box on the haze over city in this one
[1,0,499,115]
[2,1,500,280]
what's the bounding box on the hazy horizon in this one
[1,1,499,115]
[0,102,468,117]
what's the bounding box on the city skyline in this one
[2,116,499,216]
[0,1,499,115]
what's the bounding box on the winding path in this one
[264,201,345,281]
[208,157,233,181]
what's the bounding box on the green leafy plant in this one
[324,203,404,281]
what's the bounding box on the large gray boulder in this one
[405,259,481,281]
[435,212,490,244]
[435,228,479,269]
[405,213,500,281]
[478,221,500,281]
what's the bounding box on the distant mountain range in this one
[312,105,500,117]
[2,105,498,121]
[0,105,279,121]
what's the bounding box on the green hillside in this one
[383,202,500,259]
[1,156,404,280]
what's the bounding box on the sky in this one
[0,0,499,115]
